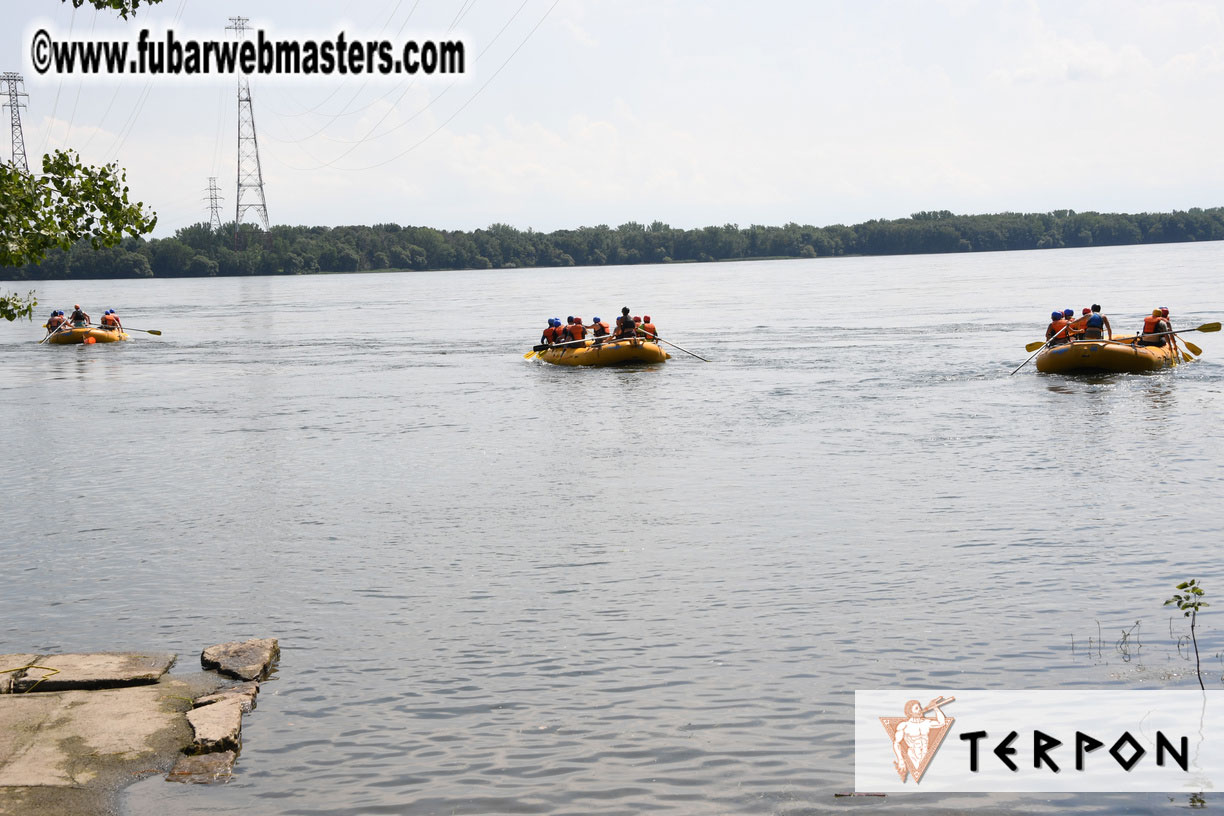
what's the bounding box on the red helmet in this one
[1161,307,1170,317]
[633,316,641,323]
[643,315,651,322]
[1082,308,1091,315]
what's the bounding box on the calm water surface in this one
[3,242,1223,814]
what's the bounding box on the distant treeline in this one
[7,207,1224,280]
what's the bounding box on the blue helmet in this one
[1051,311,1062,321]
[1063,308,1074,318]
[593,316,600,323]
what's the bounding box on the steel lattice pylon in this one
[1,72,30,173]
[226,17,269,246]
[206,176,224,230]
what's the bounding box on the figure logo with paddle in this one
[878,696,955,783]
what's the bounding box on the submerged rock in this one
[194,680,259,713]
[201,639,279,681]
[166,750,237,784]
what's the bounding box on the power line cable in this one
[37,4,75,158]
[270,0,535,166]
[310,0,528,147]
[332,0,558,171]
[260,0,419,123]
[105,0,187,162]
[59,7,97,153]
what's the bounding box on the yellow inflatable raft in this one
[1035,335,1180,374]
[537,338,670,367]
[45,327,130,345]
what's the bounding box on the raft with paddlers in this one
[526,309,709,365]
[1035,335,1181,374]
[1012,302,1219,375]
[41,306,161,345]
[44,326,130,345]
[535,336,671,367]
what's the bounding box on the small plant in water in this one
[1165,579,1209,690]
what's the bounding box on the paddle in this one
[634,329,710,362]
[1143,323,1216,357]
[1022,322,1218,354]
[39,322,75,345]
[1011,324,1070,375]
[121,327,161,335]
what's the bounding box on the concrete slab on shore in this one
[0,657,38,695]
[7,652,176,693]
[0,674,218,816]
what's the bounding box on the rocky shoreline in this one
[0,638,279,815]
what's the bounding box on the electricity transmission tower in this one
[206,176,224,230]
[225,16,270,247]
[1,72,30,172]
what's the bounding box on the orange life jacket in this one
[592,321,610,336]
[1141,315,1168,344]
[1046,318,1070,342]
[568,323,585,340]
[639,322,657,339]
[542,326,560,343]
[101,313,116,327]
[1068,315,1089,336]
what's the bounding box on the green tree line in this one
[6,207,1224,280]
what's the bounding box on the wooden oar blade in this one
[1025,341,1045,352]
[1183,340,1203,356]
[1196,322,1221,333]
[145,329,162,335]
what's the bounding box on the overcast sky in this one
[6,0,1224,237]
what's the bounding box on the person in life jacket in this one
[563,315,586,346]
[638,315,658,341]
[588,316,611,345]
[1046,310,1071,346]
[613,306,635,339]
[1139,309,1169,346]
[1067,307,1091,339]
[100,309,123,331]
[46,310,67,335]
[1081,304,1110,340]
[69,304,90,328]
[541,318,563,346]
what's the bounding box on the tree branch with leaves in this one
[1,149,157,269]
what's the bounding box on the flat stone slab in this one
[0,655,38,695]
[166,750,236,784]
[0,683,193,789]
[10,652,175,693]
[194,681,259,713]
[201,639,279,681]
[185,699,243,753]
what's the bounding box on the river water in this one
[2,242,1222,814]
